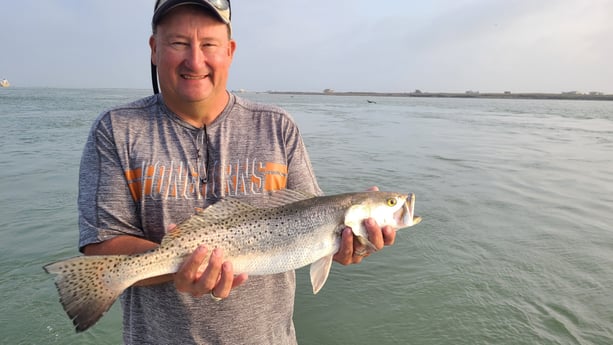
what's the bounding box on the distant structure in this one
[0,78,9,88]
[562,91,582,95]
[465,90,480,95]
[323,88,334,94]
[589,91,604,96]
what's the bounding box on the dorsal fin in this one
[161,190,315,247]
[160,223,185,246]
[263,189,316,208]
[161,198,256,247]
[195,190,314,216]
[196,197,257,218]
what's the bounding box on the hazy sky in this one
[1,0,612,93]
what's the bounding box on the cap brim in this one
[152,0,231,26]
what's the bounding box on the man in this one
[79,1,396,344]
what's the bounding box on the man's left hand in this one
[333,217,397,265]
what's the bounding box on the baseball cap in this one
[152,0,231,29]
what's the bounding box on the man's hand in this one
[333,186,397,265]
[174,245,248,300]
[333,219,396,265]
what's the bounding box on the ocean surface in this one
[1,88,612,345]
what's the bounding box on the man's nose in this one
[184,45,205,69]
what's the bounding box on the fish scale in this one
[44,190,422,332]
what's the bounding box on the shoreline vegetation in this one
[264,90,613,101]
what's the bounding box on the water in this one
[1,88,612,344]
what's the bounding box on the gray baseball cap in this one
[152,0,231,29]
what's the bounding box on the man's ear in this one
[228,39,237,59]
[149,35,157,65]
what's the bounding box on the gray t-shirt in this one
[78,93,321,345]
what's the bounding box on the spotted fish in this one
[44,190,422,332]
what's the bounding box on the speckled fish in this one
[44,190,422,332]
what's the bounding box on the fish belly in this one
[229,228,340,275]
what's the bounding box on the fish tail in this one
[43,255,130,332]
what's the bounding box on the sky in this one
[1,0,612,93]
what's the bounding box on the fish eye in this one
[386,198,397,207]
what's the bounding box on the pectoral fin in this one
[344,205,378,253]
[355,235,378,254]
[345,219,378,254]
[310,254,334,294]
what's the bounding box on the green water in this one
[1,88,612,344]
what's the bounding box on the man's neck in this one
[166,91,229,127]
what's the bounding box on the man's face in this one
[150,6,235,110]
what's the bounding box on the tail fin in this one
[43,255,129,332]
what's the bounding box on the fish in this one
[44,190,422,332]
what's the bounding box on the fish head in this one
[345,192,422,237]
[366,192,421,229]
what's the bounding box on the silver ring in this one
[210,291,223,302]
[354,249,368,257]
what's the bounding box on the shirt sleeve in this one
[283,116,323,196]
[78,112,144,252]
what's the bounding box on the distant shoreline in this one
[265,91,613,101]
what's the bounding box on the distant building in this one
[562,91,582,95]
[465,90,479,95]
[589,91,604,96]
[504,91,512,95]
[323,88,334,94]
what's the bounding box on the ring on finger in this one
[210,291,223,302]
[354,249,369,257]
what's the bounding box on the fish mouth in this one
[399,193,422,226]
